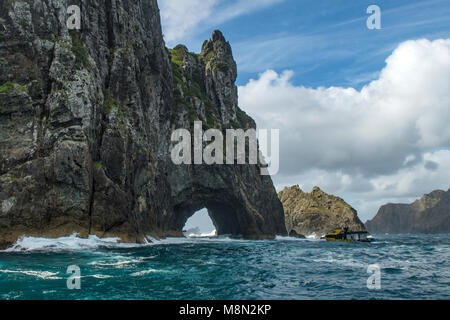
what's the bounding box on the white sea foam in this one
[2,232,326,253]
[84,274,114,279]
[89,259,144,267]
[0,269,62,280]
[187,258,218,265]
[130,269,165,277]
[2,233,240,253]
[89,256,157,268]
[146,235,238,245]
[3,233,145,252]
[275,235,321,241]
[187,229,217,238]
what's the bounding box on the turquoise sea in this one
[0,234,449,300]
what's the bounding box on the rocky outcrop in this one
[0,0,286,249]
[366,189,450,234]
[278,186,365,237]
[288,230,306,239]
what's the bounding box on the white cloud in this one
[238,38,450,220]
[272,149,450,222]
[159,0,217,44]
[158,0,283,45]
[211,0,284,25]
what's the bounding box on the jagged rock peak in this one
[173,44,188,52]
[422,189,446,199]
[211,29,226,42]
[169,29,242,125]
[201,30,228,51]
[201,29,234,60]
[280,185,303,194]
[311,186,323,193]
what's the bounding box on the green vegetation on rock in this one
[168,47,185,66]
[212,61,229,73]
[93,162,103,170]
[102,89,119,115]
[168,45,217,126]
[236,109,253,128]
[6,0,18,6]
[0,82,27,95]
[70,31,90,68]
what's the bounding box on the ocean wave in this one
[89,256,158,268]
[89,259,145,267]
[2,233,243,253]
[83,274,115,279]
[130,269,169,277]
[0,268,114,281]
[146,235,239,245]
[2,233,147,252]
[275,235,321,241]
[186,258,219,265]
[1,231,367,253]
[0,234,448,299]
[0,269,62,280]
[186,229,218,238]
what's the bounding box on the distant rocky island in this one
[278,185,366,238]
[366,189,450,234]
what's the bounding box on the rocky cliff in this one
[278,185,365,237]
[366,189,450,234]
[0,0,286,249]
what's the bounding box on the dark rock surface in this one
[278,185,366,238]
[0,0,286,248]
[288,230,305,239]
[366,189,450,234]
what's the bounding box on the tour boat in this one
[323,227,373,242]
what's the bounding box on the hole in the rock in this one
[182,208,217,238]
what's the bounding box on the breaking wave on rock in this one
[2,233,144,252]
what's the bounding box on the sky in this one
[158,0,450,225]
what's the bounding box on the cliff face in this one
[0,0,286,248]
[366,189,450,234]
[278,186,366,237]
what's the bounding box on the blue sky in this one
[162,0,450,89]
[159,0,450,225]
